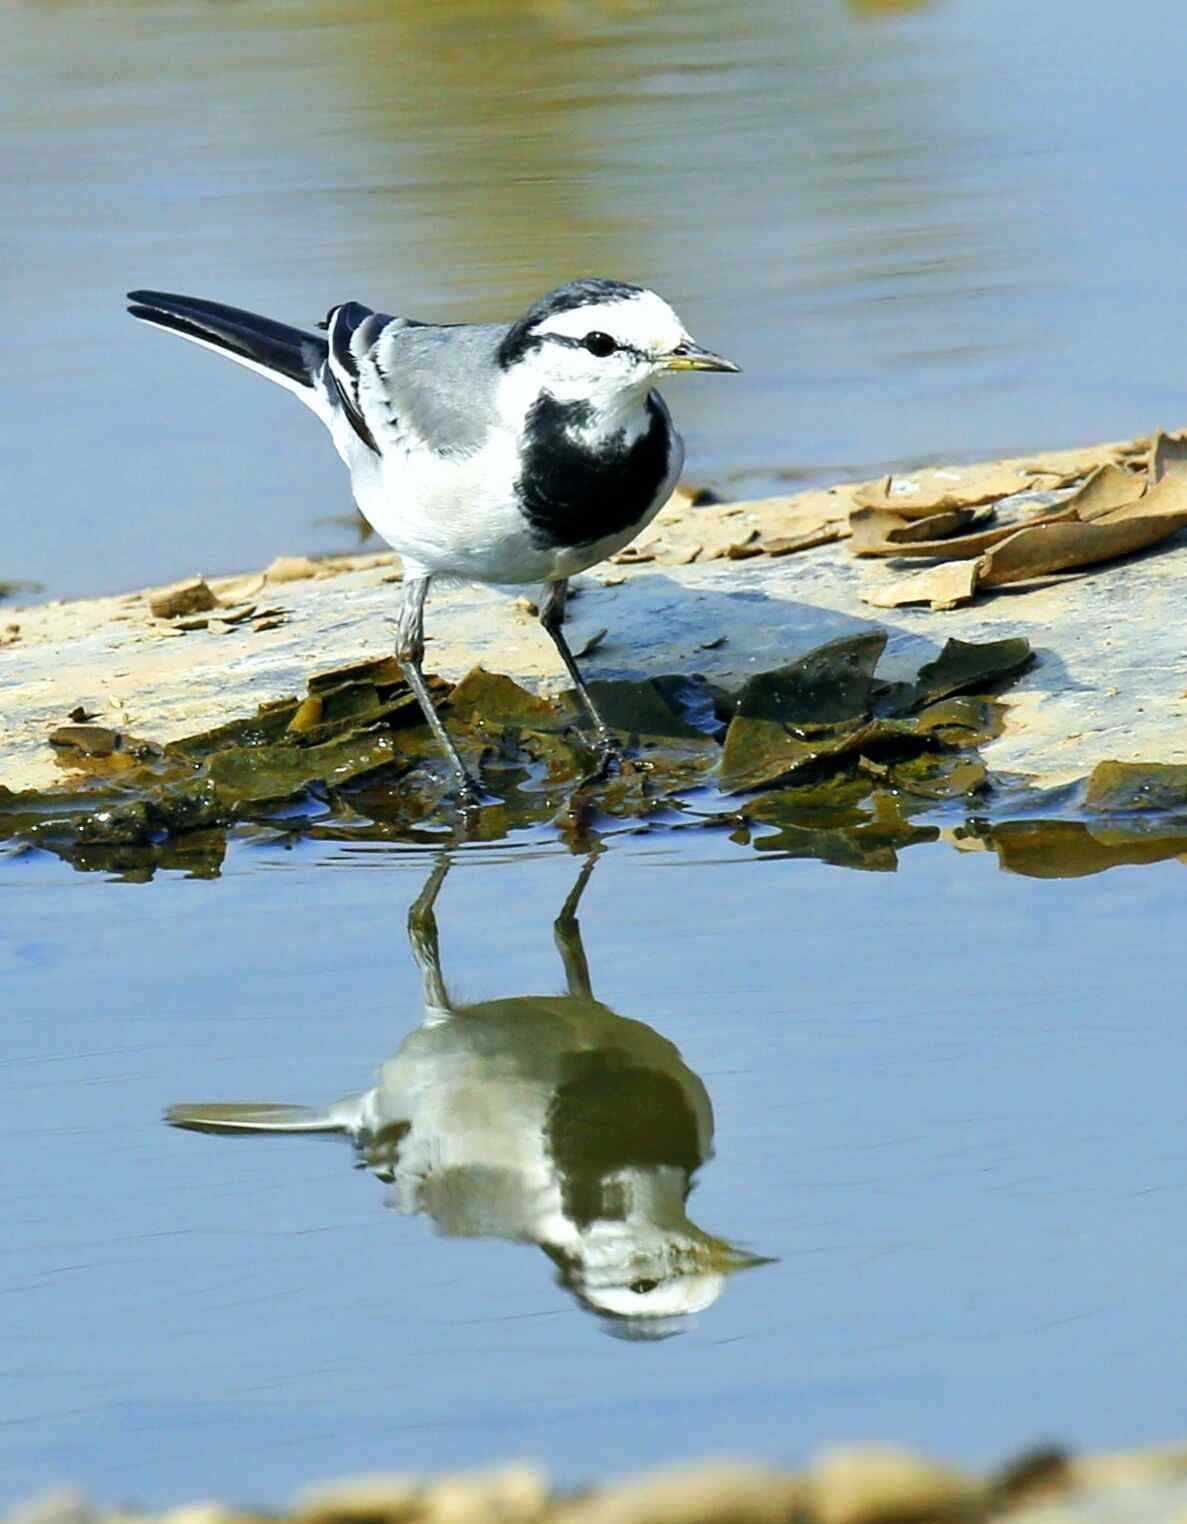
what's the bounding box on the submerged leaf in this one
[909,637,1033,708]
[1084,761,1187,813]
[734,632,888,728]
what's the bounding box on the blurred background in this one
[5,0,1187,600]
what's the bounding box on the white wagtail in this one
[126,278,738,802]
[167,855,767,1336]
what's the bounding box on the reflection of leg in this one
[396,576,483,804]
[407,853,451,1011]
[539,580,621,772]
[553,852,600,1001]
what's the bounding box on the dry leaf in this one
[764,527,843,556]
[1065,462,1147,521]
[148,576,218,619]
[1149,429,1187,484]
[574,627,608,659]
[854,463,1054,516]
[863,560,979,610]
[853,440,1140,517]
[884,504,990,542]
[979,470,1187,586]
[264,555,322,583]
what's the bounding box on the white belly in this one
[340,415,684,587]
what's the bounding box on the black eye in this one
[629,1278,659,1295]
[583,331,617,358]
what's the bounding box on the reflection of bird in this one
[126,281,737,803]
[166,856,768,1338]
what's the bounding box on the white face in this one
[522,289,692,407]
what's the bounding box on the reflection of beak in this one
[661,340,741,374]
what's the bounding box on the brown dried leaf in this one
[849,509,912,557]
[148,577,218,619]
[884,504,991,542]
[1066,462,1147,521]
[286,696,325,735]
[264,554,322,583]
[763,527,844,556]
[862,560,980,610]
[854,463,1056,516]
[852,505,1076,561]
[979,471,1187,586]
[853,440,1140,517]
[1150,429,1187,484]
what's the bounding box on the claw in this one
[452,771,497,810]
[575,731,624,790]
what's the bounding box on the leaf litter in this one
[855,433,1187,609]
[0,633,1031,879]
[4,630,1187,880]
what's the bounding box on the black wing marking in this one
[324,302,398,454]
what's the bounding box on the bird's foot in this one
[576,731,624,789]
[450,769,496,811]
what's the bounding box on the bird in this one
[126,278,739,804]
[166,855,769,1337]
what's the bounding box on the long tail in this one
[165,1101,340,1135]
[127,290,329,412]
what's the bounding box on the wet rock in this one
[148,576,218,619]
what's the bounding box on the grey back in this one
[362,319,509,458]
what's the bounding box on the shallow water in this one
[4,827,1187,1502]
[5,0,1187,1506]
[6,0,1187,598]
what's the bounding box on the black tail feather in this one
[126,289,327,389]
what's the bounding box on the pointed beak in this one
[660,340,741,374]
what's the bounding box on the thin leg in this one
[396,576,483,805]
[539,580,621,772]
[553,852,599,1000]
[407,853,452,1015]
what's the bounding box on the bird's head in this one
[497,278,739,412]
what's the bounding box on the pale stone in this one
[809,1445,971,1524]
[561,1461,806,1524]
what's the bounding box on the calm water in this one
[5,0,1187,597]
[5,0,1187,1506]
[4,830,1187,1503]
